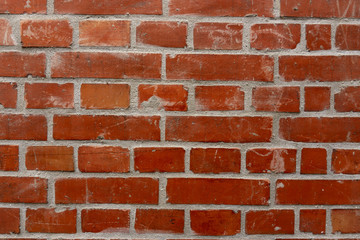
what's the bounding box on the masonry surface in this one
[0,0,360,239]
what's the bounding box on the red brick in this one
[78,146,130,173]
[167,178,270,205]
[246,210,294,234]
[55,178,158,204]
[0,0,47,14]
[336,25,360,50]
[280,117,360,142]
[304,86,331,111]
[79,20,130,47]
[0,145,18,171]
[252,87,300,112]
[166,116,272,143]
[81,209,130,233]
[276,179,360,205]
[332,149,360,174]
[21,20,72,47]
[190,210,241,236]
[190,148,241,174]
[0,177,47,203]
[53,115,160,141]
[0,19,15,45]
[167,54,274,81]
[300,209,326,234]
[246,149,297,173]
[306,24,331,51]
[251,24,300,50]
[0,208,19,234]
[281,0,360,18]
[25,83,74,109]
[81,84,130,109]
[193,22,243,50]
[0,52,45,77]
[138,84,188,111]
[332,209,360,233]
[169,0,273,17]
[301,148,327,174]
[26,208,76,233]
[0,82,17,108]
[137,21,187,48]
[54,0,162,15]
[279,56,360,82]
[195,86,244,111]
[335,86,360,112]
[135,209,184,234]
[0,114,47,140]
[26,146,74,171]
[134,147,185,173]
[51,52,161,79]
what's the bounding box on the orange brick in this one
[81,84,130,109]
[194,22,243,50]
[80,20,130,47]
[306,24,331,51]
[136,21,187,48]
[25,83,74,109]
[0,19,15,45]
[138,84,188,111]
[21,20,73,47]
[195,86,244,111]
[26,146,74,171]
[305,86,330,111]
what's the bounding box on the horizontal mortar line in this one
[2,203,360,211]
[2,140,360,148]
[3,111,360,118]
[2,47,360,55]
[7,13,360,21]
[0,171,359,179]
[4,78,360,86]
[2,232,360,238]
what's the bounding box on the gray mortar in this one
[0,0,360,239]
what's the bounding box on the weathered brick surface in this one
[1,1,360,239]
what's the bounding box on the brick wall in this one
[0,0,360,239]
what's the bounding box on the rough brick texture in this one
[190,148,241,173]
[193,23,243,50]
[301,148,328,174]
[250,24,301,50]
[246,148,297,173]
[25,146,74,171]
[79,20,130,47]
[81,84,130,109]
[0,208,20,234]
[195,86,244,111]
[0,19,15,46]
[26,208,76,233]
[0,82,17,108]
[191,210,241,236]
[136,21,187,48]
[306,24,331,51]
[246,210,295,234]
[81,209,130,233]
[135,209,184,234]
[25,83,74,109]
[21,19,73,47]
[0,145,19,171]
[134,147,185,172]
[78,146,130,173]
[300,209,326,234]
[138,84,188,111]
[1,1,360,239]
